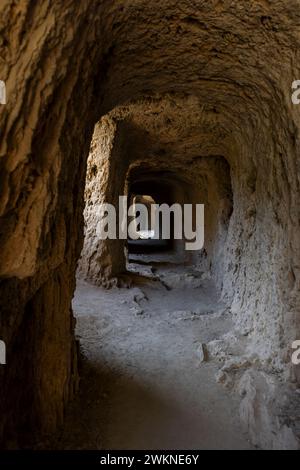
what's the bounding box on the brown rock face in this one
[0,0,300,448]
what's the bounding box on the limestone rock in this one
[0,0,300,450]
[196,343,208,363]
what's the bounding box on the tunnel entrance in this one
[77,117,234,291]
[127,184,176,255]
[54,115,248,449]
[127,193,171,254]
[1,0,300,451]
[45,105,252,450]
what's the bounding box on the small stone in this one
[130,306,144,316]
[196,343,208,363]
[215,370,231,388]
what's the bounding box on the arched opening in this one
[127,194,166,254]
[0,1,300,450]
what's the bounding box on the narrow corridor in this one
[1,0,300,451]
[51,257,251,450]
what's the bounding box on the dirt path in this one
[51,260,252,450]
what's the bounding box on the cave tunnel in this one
[0,0,300,451]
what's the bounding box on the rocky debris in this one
[128,263,156,278]
[238,370,300,450]
[192,307,230,320]
[205,332,247,362]
[196,343,208,364]
[173,309,220,323]
[121,288,148,316]
[173,310,194,321]
[132,288,148,304]
[221,357,254,375]
[157,278,173,291]
[214,357,254,391]
[206,339,232,363]
[215,370,233,389]
[159,272,204,290]
[130,305,144,316]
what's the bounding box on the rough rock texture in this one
[238,370,300,450]
[79,102,233,288]
[77,117,128,287]
[0,0,300,448]
[0,0,105,446]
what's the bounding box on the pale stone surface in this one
[238,370,300,450]
[196,343,208,364]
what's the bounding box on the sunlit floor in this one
[50,256,252,450]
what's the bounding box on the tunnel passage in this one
[128,176,187,255]
[125,163,233,279]
[78,111,234,290]
[127,193,171,254]
[0,0,300,449]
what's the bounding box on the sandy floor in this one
[51,256,252,450]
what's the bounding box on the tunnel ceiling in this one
[100,0,300,130]
[95,0,300,174]
[108,96,233,163]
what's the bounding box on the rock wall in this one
[0,0,104,446]
[77,117,128,287]
[0,0,300,448]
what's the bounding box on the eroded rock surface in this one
[0,0,300,449]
